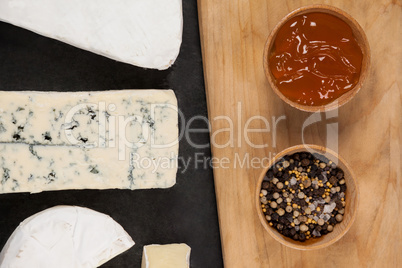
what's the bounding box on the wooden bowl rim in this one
[263,4,371,112]
[256,144,359,250]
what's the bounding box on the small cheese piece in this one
[0,0,183,70]
[0,90,179,194]
[0,206,135,268]
[142,244,191,268]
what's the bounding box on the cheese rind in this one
[0,0,183,70]
[0,90,179,194]
[0,206,135,268]
[142,243,191,268]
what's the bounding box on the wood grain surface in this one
[197,0,401,267]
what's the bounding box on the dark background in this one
[0,1,224,267]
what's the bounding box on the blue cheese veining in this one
[0,90,178,193]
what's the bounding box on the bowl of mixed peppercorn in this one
[256,144,358,250]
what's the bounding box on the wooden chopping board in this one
[197,0,401,267]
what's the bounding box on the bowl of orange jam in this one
[264,5,370,112]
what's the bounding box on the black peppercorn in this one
[340,184,347,192]
[301,158,310,166]
[311,164,318,171]
[262,181,270,189]
[271,213,279,221]
[329,217,337,225]
[267,170,274,179]
[299,233,306,242]
[290,228,296,236]
[329,176,338,185]
[266,208,274,215]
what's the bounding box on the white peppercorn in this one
[277,208,285,216]
[336,214,343,222]
[300,224,308,232]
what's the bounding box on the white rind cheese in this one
[0,206,135,268]
[0,90,179,194]
[0,0,183,70]
[142,244,191,268]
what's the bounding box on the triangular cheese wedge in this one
[0,0,183,70]
[0,206,134,267]
[142,244,191,268]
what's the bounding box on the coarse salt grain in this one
[312,230,321,237]
[321,172,328,183]
[323,203,336,214]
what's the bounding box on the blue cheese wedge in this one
[0,206,135,268]
[142,244,191,268]
[0,90,178,194]
[0,0,183,70]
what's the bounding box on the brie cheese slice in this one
[0,0,183,70]
[0,206,135,268]
[142,243,191,268]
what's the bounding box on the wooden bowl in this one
[263,5,371,112]
[256,144,359,250]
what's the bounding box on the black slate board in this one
[0,1,224,267]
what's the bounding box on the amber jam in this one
[269,12,363,106]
